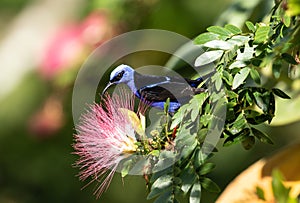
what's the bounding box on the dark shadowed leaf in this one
[200,177,220,193]
[251,127,273,144]
[198,162,216,175]
[252,92,267,112]
[272,88,291,99]
[282,53,298,65]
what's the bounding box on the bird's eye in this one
[111,70,125,82]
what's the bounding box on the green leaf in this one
[283,14,291,27]
[236,44,255,61]
[254,25,270,44]
[228,35,250,46]
[281,53,298,65]
[150,167,173,184]
[272,88,291,99]
[180,166,197,194]
[223,128,250,147]
[195,50,224,66]
[200,114,213,126]
[203,40,234,50]
[152,151,176,173]
[198,162,216,175]
[171,104,189,129]
[193,148,206,170]
[207,25,232,36]
[252,92,267,112]
[200,177,220,193]
[271,93,300,125]
[249,68,261,84]
[179,137,197,160]
[228,61,247,69]
[225,24,242,34]
[231,113,247,133]
[245,21,256,32]
[211,72,223,91]
[194,32,219,45]
[190,93,209,121]
[153,190,173,203]
[251,127,273,144]
[232,67,251,89]
[189,182,201,203]
[222,70,233,85]
[147,175,173,199]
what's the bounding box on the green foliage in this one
[122,0,299,202]
[193,0,299,152]
[144,94,219,203]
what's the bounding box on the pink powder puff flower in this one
[73,89,147,198]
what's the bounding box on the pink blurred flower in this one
[28,95,64,138]
[39,11,112,79]
[73,90,147,198]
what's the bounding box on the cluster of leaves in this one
[144,1,299,203]
[144,93,221,203]
[194,0,298,149]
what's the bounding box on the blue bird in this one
[102,64,206,112]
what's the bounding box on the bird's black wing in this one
[138,81,195,103]
[134,72,205,103]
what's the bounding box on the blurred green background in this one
[0,0,299,202]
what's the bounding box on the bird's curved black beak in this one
[102,82,114,96]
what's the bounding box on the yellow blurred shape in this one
[217,142,300,202]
